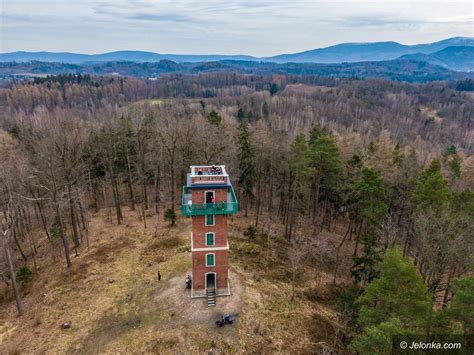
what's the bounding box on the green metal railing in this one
[181,185,238,216]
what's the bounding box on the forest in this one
[2,57,474,82]
[0,73,473,353]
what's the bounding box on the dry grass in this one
[0,209,353,354]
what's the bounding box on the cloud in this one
[341,15,422,28]
[126,13,191,23]
[1,0,472,55]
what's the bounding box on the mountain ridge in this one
[1,37,472,67]
[400,46,474,71]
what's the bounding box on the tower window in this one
[206,253,215,267]
[206,232,215,246]
[205,214,214,226]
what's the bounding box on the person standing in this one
[157,271,162,282]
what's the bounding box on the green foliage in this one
[452,189,474,217]
[33,73,96,86]
[448,154,461,178]
[308,127,343,197]
[243,225,257,239]
[269,82,279,96]
[338,285,361,329]
[207,110,222,126]
[16,266,33,285]
[349,317,406,355]
[348,154,363,168]
[357,248,432,330]
[290,134,313,211]
[262,102,269,118]
[351,238,381,286]
[348,166,387,225]
[392,143,404,167]
[237,118,256,201]
[445,145,457,156]
[368,140,378,154]
[237,107,245,121]
[164,208,177,226]
[455,78,474,91]
[413,159,451,210]
[448,274,474,332]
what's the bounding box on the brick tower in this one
[181,165,238,298]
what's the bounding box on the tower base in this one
[191,280,231,298]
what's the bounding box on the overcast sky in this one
[1,0,473,56]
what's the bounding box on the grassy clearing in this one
[0,209,349,354]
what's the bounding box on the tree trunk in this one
[12,223,27,261]
[3,231,24,316]
[170,153,176,219]
[56,203,72,268]
[67,182,80,249]
[111,172,123,224]
[125,146,135,210]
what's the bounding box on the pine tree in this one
[308,127,343,226]
[262,102,269,118]
[270,82,279,96]
[349,317,406,355]
[207,110,222,126]
[413,159,451,210]
[287,134,313,239]
[237,118,256,217]
[356,248,432,329]
[348,166,387,227]
[448,273,474,334]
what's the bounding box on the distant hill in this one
[2,58,472,83]
[264,37,474,64]
[1,37,472,67]
[400,46,474,71]
[0,50,258,64]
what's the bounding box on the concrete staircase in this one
[207,289,216,307]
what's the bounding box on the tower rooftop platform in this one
[186,165,230,187]
[181,165,238,216]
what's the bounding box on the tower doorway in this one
[205,191,215,203]
[205,272,216,289]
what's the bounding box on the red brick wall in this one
[190,187,230,291]
[192,215,228,248]
[190,188,228,204]
[192,250,228,290]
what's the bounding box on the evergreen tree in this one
[348,166,387,227]
[237,118,256,217]
[308,126,343,226]
[448,273,474,334]
[413,159,451,210]
[207,110,222,126]
[356,248,432,329]
[270,82,279,96]
[290,134,313,212]
[392,143,404,167]
[262,102,269,118]
[237,107,245,121]
[287,134,313,239]
[349,317,406,355]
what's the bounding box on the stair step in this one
[207,289,216,307]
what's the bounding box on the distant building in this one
[181,165,238,298]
